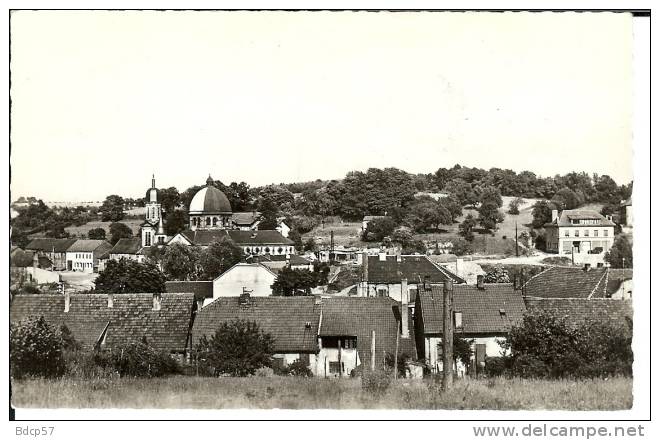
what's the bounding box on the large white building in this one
[544,209,616,257]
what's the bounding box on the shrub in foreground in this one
[110,342,181,378]
[10,317,66,379]
[361,370,392,397]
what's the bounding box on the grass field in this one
[11,376,632,410]
[64,219,143,238]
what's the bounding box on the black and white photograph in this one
[4,4,654,433]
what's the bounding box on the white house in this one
[544,209,616,259]
[210,263,278,304]
[65,240,113,273]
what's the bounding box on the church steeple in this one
[152,174,156,189]
[206,175,214,186]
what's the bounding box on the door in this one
[67,260,72,271]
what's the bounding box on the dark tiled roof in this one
[522,266,608,299]
[231,211,261,225]
[165,281,214,300]
[10,293,195,353]
[192,296,321,353]
[179,229,294,246]
[545,209,616,227]
[319,297,416,368]
[67,240,113,254]
[366,255,464,284]
[109,238,142,255]
[524,298,633,328]
[25,238,77,253]
[418,284,527,335]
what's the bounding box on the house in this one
[10,292,197,356]
[437,258,486,285]
[522,265,610,299]
[606,269,633,300]
[524,297,633,328]
[620,197,633,232]
[414,281,527,375]
[65,240,113,273]
[108,238,146,263]
[316,296,416,377]
[165,280,214,310]
[231,211,291,237]
[318,246,361,263]
[192,294,321,371]
[252,254,314,272]
[544,209,615,260]
[25,238,77,271]
[211,263,278,303]
[355,252,464,302]
[169,229,295,256]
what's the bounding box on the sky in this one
[10,11,634,202]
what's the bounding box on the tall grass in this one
[11,375,632,410]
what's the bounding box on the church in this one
[140,175,295,256]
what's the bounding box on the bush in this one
[361,370,392,397]
[286,359,314,377]
[484,356,512,377]
[110,342,181,378]
[195,319,274,376]
[63,350,115,379]
[10,316,66,379]
[254,366,274,377]
[385,352,411,378]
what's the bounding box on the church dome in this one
[189,176,232,214]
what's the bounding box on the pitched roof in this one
[231,211,261,225]
[10,293,195,353]
[66,240,112,253]
[25,238,77,253]
[522,266,608,299]
[524,297,633,328]
[165,281,214,301]
[178,229,294,246]
[366,255,464,284]
[417,284,527,335]
[545,209,616,227]
[192,296,321,353]
[109,238,142,255]
[319,297,416,368]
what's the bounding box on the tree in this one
[531,200,556,229]
[454,335,474,368]
[164,209,188,236]
[88,227,106,240]
[508,197,524,215]
[257,197,279,230]
[101,195,125,222]
[406,198,452,233]
[479,186,503,208]
[391,226,414,247]
[271,266,319,296]
[605,235,633,268]
[289,229,304,252]
[94,259,166,293]
[10,316,66,379]
[10,229,30,248]
[444,178,478,207]
[552,188,584,210]
[401,239,427,255]
[157,187,181,214]
[303,237,317,252]
[438,195,463,222]
[459,214,477,241]
[449,238,473,256]
[199,238,244,280]
[362,217,397,242]
[484,266,511,283]
[477,201,504,232]
[108,222,132,245]
[161,243,201,280]
[45,224,70,238]
[195,319,274,376]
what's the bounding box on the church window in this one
[265,247,271,254]
[278,247,283,254]
[213,217,218,226]
[206,217,211,226]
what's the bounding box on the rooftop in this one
[365,255,464,284]
[522,266,609,299]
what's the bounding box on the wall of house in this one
[66,251,95,273]
[315,348,360,377]
[550,226,614,255]
[110,253,145,263]
[212,265,276,297]
[610,279,633,300]
[358,282,420,303]
[424,335,508,375]
[241,244,294,256]
[23,267,61,284]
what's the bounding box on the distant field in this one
[64,219,142,238]
[11,375,632,410]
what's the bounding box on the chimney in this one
[240,287,251,305]
[196,298,205,311]
[551,209,559,222]
[477,275,485,290]
[378,251,387,262]
[152,293,162,311]
[64,290,70,313]
[107,293,114,308]
[455,258,464,276]
[400,278,409,338]
[32,252,39,268]
[424,275,432,291]
[583,263,591,272]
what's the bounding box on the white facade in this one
[66,251,95,273]
[109,253,145,263]
[424,335,508,376]
[212,263,277,300]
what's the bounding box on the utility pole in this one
[515,221,519,257]
[442,280,454,391]
[330,230,335,261]
[393,321,400,380]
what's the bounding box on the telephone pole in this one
[515,221,519,257]
[442,280,454,391]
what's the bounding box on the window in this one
[265,247,271,254]
[329,362,341,374]
[574,230,579,237]
[206,217,211,226]
[564,230,569,237]
[213,217,217,226]
[377,288,388,297]
[584,230,589,237]
[342,337,357,349]
[594,230,599,237]
[604,230,609,237]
